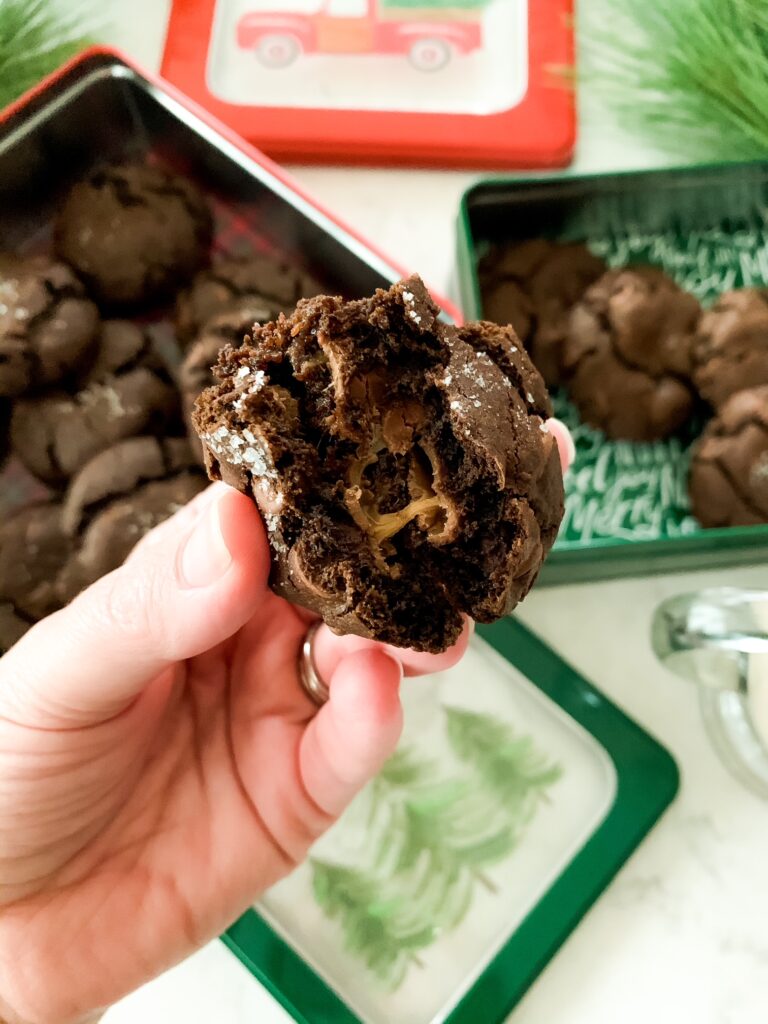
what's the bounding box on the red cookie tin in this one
[0,45,460,526]
[160,0,575,168]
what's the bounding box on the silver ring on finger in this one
[298,620,330,707]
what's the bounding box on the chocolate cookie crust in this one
[563,266,700,441]
[194,276,563,652]
[175,254,321,345]
[0,256,99,397]
[479,239,606,387]
[180,299,276,462]
[58,436,206,598]
[11,321,180,485]
[0,400,9,468]
[689,385,768,527]
[54,163,213,307]
[0,502,71,651]
[692,288,768,408]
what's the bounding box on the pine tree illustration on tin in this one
[445,707,563,835]
[310,859,437,989]
[371,747,519,896]
[310,716,562,989]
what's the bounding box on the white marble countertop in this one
[57,3,766,1021]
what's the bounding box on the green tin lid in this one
[455,163,768,585]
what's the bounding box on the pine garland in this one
[580,0,768,160]
[0,0,99,110]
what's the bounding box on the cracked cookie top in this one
[479,239,606,388]
[0,255,99,398]
[175,253,322,346]
[692,288,768,409]
[11,320,181,486]
[563,266,701,441]
[58,436,206,598]
[54,162,213,308]
[689,384,768,527]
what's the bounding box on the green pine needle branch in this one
[0,0,101,110]
[579,0,768,160]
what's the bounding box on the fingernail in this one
[547,417,576,470]
[178,494,233,588]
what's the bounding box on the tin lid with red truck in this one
[161,0,575,168]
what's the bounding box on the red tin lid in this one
[161,0,575,169]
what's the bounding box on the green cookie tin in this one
[225,618,678,1024]
[456,163,768,584]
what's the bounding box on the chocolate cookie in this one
[180,299,275,463]
[0,256,99,397]
[692,288,768,408]
[175,253,321,345]
[193,275,563,653]
[54,163,213,308]
[11,320,181,486]
[563,266,700,441]
[0,502,72,651]
[58,436,206,598]
[479,239,607,387]
[0,400,9,467]
[689,385,768,527]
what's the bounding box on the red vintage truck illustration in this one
[236,0,484,71]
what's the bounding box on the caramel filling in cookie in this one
[344,430,451,549]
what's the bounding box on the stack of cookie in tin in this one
[480,241,768,529]
[0,161,322,651]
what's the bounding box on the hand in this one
[0,420,572,1024]
[0,485,469,1024]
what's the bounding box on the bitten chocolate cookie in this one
[58,437,206,599]
[194,275,563,653]
[479,239,606,387]
[692,288,768,408]
[175,253,322,345]
[180,299,275,463]
[54,163,213,307]
[0,502,72,651]
[0,256,99,397]
[563,266,700,441]
[689,385,768,527]
[11,320,181,486]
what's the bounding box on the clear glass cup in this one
[651,587,768,799]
